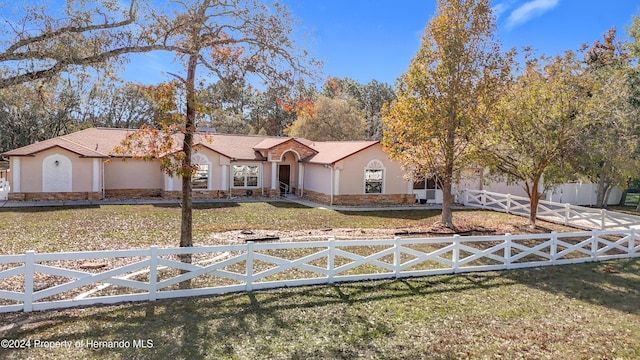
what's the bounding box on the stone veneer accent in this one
[302,189,413,206]
[267,139,317,161]
[105,189,162,198]
[162,188,281,200]
[8,192,102,201]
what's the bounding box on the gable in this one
[263,138,318,161]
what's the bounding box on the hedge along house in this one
[2,127,414,205]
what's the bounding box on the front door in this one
[279,164,290,194]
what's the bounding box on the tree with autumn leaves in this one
[382,0,513,229]
[114,0,316,249]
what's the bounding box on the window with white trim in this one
[233,164,260,187]
[192,164,209,189]
[191,153,211,190]
[365,159,384,194]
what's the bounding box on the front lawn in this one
[0,202,578,255]
[0,258,639,359]
[1,203,638,359]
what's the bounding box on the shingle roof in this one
[1,128,124,157]
[2,128,380,164]
[195,133,270,160]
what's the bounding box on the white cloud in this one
[505,0,559,29]
[492,1,514,20]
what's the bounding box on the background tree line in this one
[0,72,395,153]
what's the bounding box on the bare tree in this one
[116,0,317,248]
[0,0,166,88]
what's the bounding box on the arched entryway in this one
[42,154,72,192]
[278,151,300,195]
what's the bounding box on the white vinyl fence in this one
[1,229,639,313]
[0,178,8,201]
[463,189,640,230]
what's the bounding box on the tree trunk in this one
[178,54,197,289]
[441,110,456,229]
[529,191,540,229]
[602,184,612,209]
[596,175,607,209]
[441,177,454,229]
[527,177,543,229]
[180,54,197,250]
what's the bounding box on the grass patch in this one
[0,259,639,359]
[623,193,639,206]
[1,203,637,358]
[0,203,578,255]
[608,205,640,216]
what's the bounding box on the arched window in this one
[192,153,211,190]
[364,159,384,194]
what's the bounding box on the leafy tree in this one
[573,28,640,208]
[361,80,396,140]
[0,0,163,89]
[322,77,395,140]
[0,79,75,152]
[480,52,589,228]
[115,0,315,249]
[198,78,252,134]
[285,95,368,141]
[625,15,640,211]
[65,78,159,129]
[382,0,512,228]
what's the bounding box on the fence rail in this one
[1,229,638,313]
[463,189,640,230]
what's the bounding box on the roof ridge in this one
[58,136,109,156]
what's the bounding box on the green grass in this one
[1,259,639,359]
[0,202,576,254]
[608,205,640,216]
[623,193,639,206]
[1,203,638,359]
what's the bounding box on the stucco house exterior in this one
[1,127,415,205]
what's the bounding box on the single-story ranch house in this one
[1,127,427,205]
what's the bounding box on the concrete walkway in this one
[0,195,450,212]
[282,195,448,211]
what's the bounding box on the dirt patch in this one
[207,220,542,244]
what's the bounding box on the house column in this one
[221,165,228,190]
[12,157,20,193]
[298,163,304,196]
[164,173,174,191]
[271,161,277,190]
[92,158,100,192]
[334,168,340,195]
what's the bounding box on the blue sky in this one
[123,0,640,86]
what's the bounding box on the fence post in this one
[600,209,606,230]
[328,237,335,283]
[24,250,35,312]
[550,232,557,265]
[591,229,599,261]
[564,203,570,226]
[149,245,158,301]
[246,241,254,291]
[453,234,460,273]
[630,229,636,257]
[463,189,469,206]
[506,194,511,214]
[481,190,487,209]
[504,233,512,269]
[394,236,401,278]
